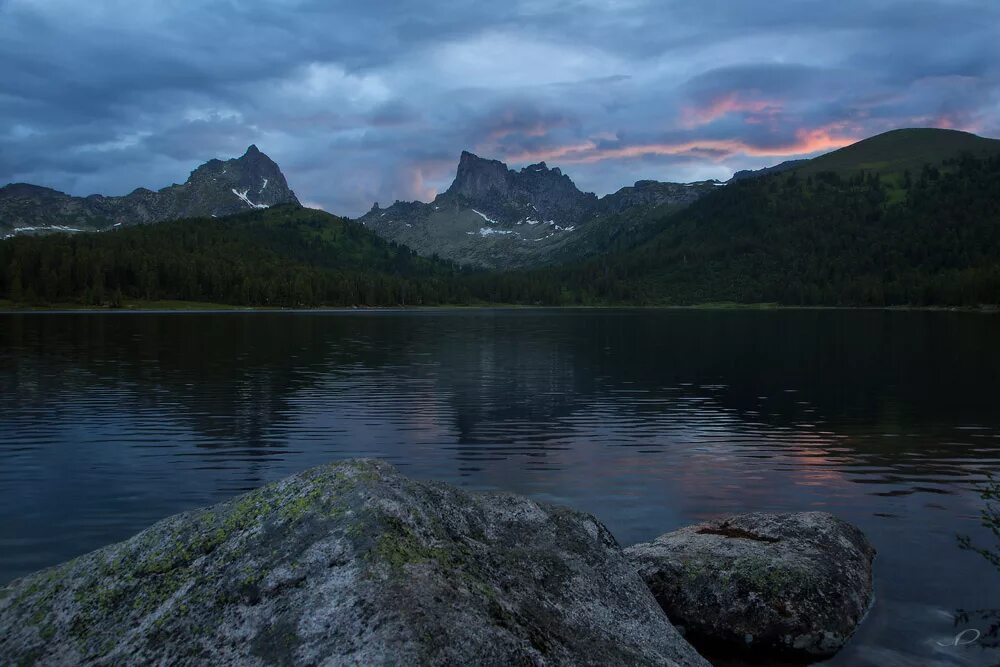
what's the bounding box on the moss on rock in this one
[0,459,709,667]
[626,512,875,662]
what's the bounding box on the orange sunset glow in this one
[499,123,861,167]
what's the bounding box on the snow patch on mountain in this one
[13,225,84,233]
[471,209,498,225]
[232,188,269,209]
[467,227,515,237]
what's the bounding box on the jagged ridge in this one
[358,151,719,270]
[0,146,300,238]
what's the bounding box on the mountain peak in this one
[447,151,512,199]
[521,161,561,176]
[0,146,301,238]
[445,150,585,201]
[456,150,506,169]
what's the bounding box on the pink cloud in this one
[680,92,784,128]
[501,123,861,166]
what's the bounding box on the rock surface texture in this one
[625,512,875,662]
[0,459,709,667]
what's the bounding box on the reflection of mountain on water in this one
[1,313,399,450]
[2,310,999,480]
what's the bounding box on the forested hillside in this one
[3,143,1000,309]
[0,206,476,307]
[491,152,1000,306]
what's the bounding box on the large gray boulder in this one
[0,459,709,667]
[625,512,875,662]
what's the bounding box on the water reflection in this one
[1,309,999,666]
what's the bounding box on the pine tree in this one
[8,262,23,303]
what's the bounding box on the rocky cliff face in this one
[601,180,723,214]
[358,152,720,270]
[447,151,513,199]
[0,146,299,239]
[445,152,599,225]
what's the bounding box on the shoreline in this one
[0,299,998,314]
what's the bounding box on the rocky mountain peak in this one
[442,150,594,214]
[357,150,717,271]
[519,161,553,174]
[1,146,300,238]
[520,161,566,178]
[185,146,298,211]
[235,144,277,173]
[447,151,512,199]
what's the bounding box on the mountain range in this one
[0,145,299,239]
[3,127,1000,309]
[357,151,721,269]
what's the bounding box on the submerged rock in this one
[0,459,709,667]
[625,512,875,662]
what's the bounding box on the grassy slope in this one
[0,299,246,311]
[794,128,1000,178]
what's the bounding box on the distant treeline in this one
[2,154,1000,308]
[0,207,479,307]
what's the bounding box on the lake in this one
[1,308,998,666]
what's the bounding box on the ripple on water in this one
[0,310,999,666]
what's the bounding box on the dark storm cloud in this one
[2,0,998,215]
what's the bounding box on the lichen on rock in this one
[0,459,708,667]
[625,511,876,662]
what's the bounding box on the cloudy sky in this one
[2,0,998,215]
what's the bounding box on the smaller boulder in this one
[625,512,875,661]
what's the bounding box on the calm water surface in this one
[1,309,998,666]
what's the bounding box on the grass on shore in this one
[0,299,245,312]
[1,298,997,313]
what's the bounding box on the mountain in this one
[0,205,470,307]
[482,129,1000,307]
[729,159,808,182]
[0,145,300,239]
[731,129,1000,184]
[357,152,719,269]
[793,128,1000,178]
[5,127,999,309]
